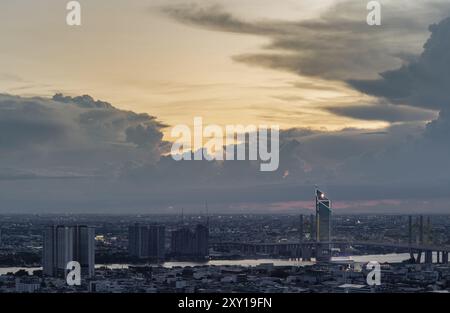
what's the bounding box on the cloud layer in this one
[350,17,450,110]
[0,93,165,180]
[162,0,450,81]
[0,91,449,213]
[325,102,436,123]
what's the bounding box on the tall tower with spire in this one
[315,187,332,262]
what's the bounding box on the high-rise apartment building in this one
[195,224,209,258]
[73,226,96,277]
[128,224,165,260]
[171,224,209,259]
[43,225,95,278]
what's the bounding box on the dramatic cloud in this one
[162,0,450,80]
[159,2,450,206]
[350,17,450,110]
[424,107,450,143]
[0,92,448,213]
[0,93,165,180]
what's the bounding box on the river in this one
[0,253,414,275]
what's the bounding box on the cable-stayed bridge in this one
[210,240,450,264]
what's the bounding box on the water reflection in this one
[0,253,414,275]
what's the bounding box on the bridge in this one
[208,190,448,265]
[210,240,450,264]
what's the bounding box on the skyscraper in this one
[315,188,332,262]
[43,225,72,278]
[171,227,195,257]
[73,226,96,278]
[128,224,165,260]
[43,225,95,278]
[195,224,209,258]
[171,224,209,259]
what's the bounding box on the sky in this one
[0,0,419,133]
[1,0,450,213]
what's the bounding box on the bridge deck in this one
[211,241,450,252]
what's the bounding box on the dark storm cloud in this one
[349,17,450,110]
[0,93,448,213]
[126,124,164,148]
[424,107,450,142]
[335,113,450,188]
[0,93,165,180]
[325,102,437,122]
[0,99,66,148]
[162,1,450,80]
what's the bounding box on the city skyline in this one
[1,209,450,293]
[3,0,450,301]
